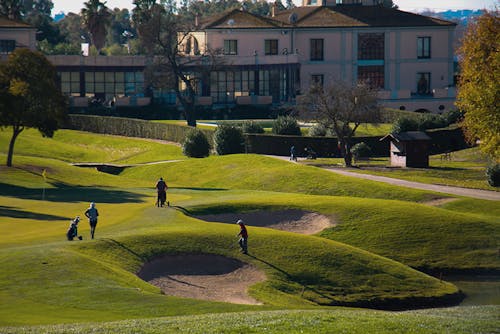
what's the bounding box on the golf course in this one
[0,127,498,333]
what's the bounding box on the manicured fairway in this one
[0,128,498,332]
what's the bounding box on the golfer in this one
[237,219,248,254]
[155,177,168,207]
[85,202,99,239]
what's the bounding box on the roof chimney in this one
[271,2,279,17]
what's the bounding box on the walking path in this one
[269,155,500,201]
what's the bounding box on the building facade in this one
[186,0,457,112]
[1,2,457,113]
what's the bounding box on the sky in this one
[51,0,498,16]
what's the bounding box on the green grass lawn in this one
[300,147,497,191]
[0,127,498,332]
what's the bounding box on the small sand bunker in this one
[137,254,266,305]
[195,209,335,235]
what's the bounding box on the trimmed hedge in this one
[65,115,469,158]
[65,114,213,143]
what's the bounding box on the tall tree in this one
[133,1,221,127]
[132,0,166,54]
[298,81,381,166]
[0,0,23,20]
[0,49,67,167]
[456,10,499,160]
[81,0,111,53]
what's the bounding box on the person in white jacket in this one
[85,202,99,239]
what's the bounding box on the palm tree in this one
[81,0,111,53]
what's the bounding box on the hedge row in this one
[65,114,213,143]
[65,115,468,158]
[245,134,389,158]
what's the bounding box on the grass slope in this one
[122,154,439,202]
[0,128,497,331]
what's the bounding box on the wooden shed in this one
[380,131,431,168]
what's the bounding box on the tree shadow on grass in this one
[0,205,68,221]
[0,181,144,203]
[173,187,228,192]
[247,254,331,302]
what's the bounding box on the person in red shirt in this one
[237,219,248,254]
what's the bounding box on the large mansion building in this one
[1,0,457,113]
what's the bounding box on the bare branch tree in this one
[299,81,381,166]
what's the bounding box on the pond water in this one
[445,275,500,306]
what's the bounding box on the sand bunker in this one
[195,209,335,235]
[137,254,266,305]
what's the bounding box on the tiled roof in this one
[381,131,432,142]
[201,9,285,29]
[202,6,455,30]
[0,16,33,28]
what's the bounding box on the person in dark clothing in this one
[237,219,248,254]
[290,146,297,161]
[85,202,99,239]
[155,177,168,207]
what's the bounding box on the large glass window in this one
[310,39,324,61]
[224,40,238,55]
[265,39,278,55]
[0,40,15,53]
[78,71,143,96]
[417,72,431,95]
[59,71,80,95]
[417,36,431,59]
[358,33,384,60]
[358,66,384,89]
[210,70,255,103]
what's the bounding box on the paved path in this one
[269,155,500,201]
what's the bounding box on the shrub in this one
[392,117,419,133]
[351,142,372,161]
[308,123,327,137]
[241,121,264,134]
[214,123,245,155]
[417,114,447,131]
[182,128,211,158]
[486,163,500,187]
[272,116,301,136]
[443,109,465,125]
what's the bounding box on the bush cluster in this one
[486,163,500,187]
[213,124,246,155]
[392,114,449,133]
[241,121,264,134]
[182,128,211,158]
[272,116,301,136]
[351,142,372,160]
[308,123,327,137]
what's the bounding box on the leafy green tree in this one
[0,0,24,20]
[55,12,88,47]
[81,0,112,53]
[0,49,67,167]
[106,8,135,47]
[456,10,499,160]
[132,0,166,54]
[299,81,381,166]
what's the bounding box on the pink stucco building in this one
[185,0,457,112]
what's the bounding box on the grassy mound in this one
[122,154,438,202]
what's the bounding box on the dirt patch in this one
[137,254,266,305]
[422,198,459,206]
[194,209,335,235]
